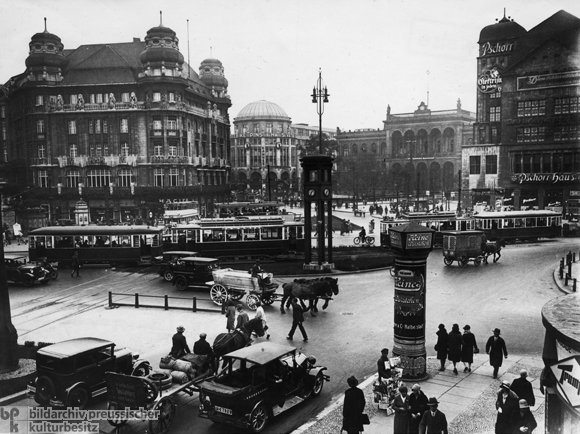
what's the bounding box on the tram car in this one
[28,226,163,266]
[473,210,562,242]
[164,215,305,261]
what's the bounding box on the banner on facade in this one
[511,173,580,184]
[517,70,580,91]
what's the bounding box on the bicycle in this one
[353,236,375,246]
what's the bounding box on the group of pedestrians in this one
[495,375,537,434]
[435,323,479,374]
[340,219,353,235]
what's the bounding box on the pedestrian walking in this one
[342,375,366,434]
[225,299,236,332]
[369,219,375,234]
[510,369,535,408]
[512,399,537,434]
[348,220,353,234]
[392,385,410,434]
[461,325,479,373]
[419,397,448,434]
[235,304,249,330]
[495,381,519,434]
[170,325,190,358]
[254,301,270,339]
[448,323,462,374]
[409,384,428,434]
[286,299,308,342]
[435,324,449,371]
[70,251,80,278]
[486,328,508,379]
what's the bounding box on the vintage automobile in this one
[170,256,220,291]
[198,342,329,433]
[27,337,151,409]
[155,250,198,281]
[5,254,51,286]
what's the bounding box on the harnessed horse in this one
[482,239,506,264]
[280,277,339,316]
[212,317,264,362]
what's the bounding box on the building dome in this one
[479,16,526,44]
[25,28,68,69]
[199,58,228,88]
[235,100,291,121]
[139,20,184,66]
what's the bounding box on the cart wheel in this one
[261,293,275,305]
[50,270,58,280]
[175,277,188,291]
[148,396,176,434]
[141,377,159,403]
[163,269,174,282]
[107,402,128,427]
[474,256,482,266]
[368,237,375,245]
[210,284,228,305]
[246,294,260,310]
[249,402,269,433]
[458,256,468,267]
[443,257,453,266]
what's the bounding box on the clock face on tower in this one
[323,188,330,197]
[308,188,316,197]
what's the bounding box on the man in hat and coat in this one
[170,326,190,358]
[486,328,508,378]
[495,381,519,434]
[512,399,537,433]
[510,369,535,408]
[342,375,366,434]
[419,397,448,434]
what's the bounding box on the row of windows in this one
[41,143,132,158]
[515,125,579,143]
[67,119,128,134]
[37,169,227,188]
[512,152,580,173]
[469,155,497,175]
[237,123,287,135]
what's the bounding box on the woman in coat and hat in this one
[461,325,479,373]
[495,381,519,434]
[512,399,537,433]
[392,385,410,434]
[342,375,366,434]
[435,324,449,371]
[486,328,508,379]
[447,324,463,375]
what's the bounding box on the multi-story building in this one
[0,19,232,228]
[231,99,335,201]
[467,10,580,211]
[337,102,475,206]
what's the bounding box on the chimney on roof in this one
[133,37,140,42]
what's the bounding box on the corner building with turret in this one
[0,18,232,228]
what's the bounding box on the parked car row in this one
[5,254,57,286]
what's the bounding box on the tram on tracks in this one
[28,226,163,266]
[213,201,289,218]
[472,209,562,242]
[163,214,305,261]
[379,212,475,249]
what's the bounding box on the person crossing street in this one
[286,298,308,342]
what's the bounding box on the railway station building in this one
[466,10,580,213]
[0,17,232,230]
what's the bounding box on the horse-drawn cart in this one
[441,230,486,267]
[210,269,279,308]
[105,354,213,434]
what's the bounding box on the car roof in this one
[224,342,296,365]
[164,251,197,256]
[441,230,484,235]
[177,256,218,263]
[37,337,115,359]
[4,254,28,260]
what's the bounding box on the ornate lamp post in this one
[311,69,329,155]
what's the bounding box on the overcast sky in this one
[1,0,579,131]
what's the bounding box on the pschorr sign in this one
[550,355,580,408]
[511,173,580,184]
[478,67,502,93]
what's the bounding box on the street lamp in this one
[311,69,329,155]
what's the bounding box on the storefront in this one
[541,294,580,433]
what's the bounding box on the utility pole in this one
[457,169,462,215]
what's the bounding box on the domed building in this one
[0,16,232,227]
[232,100,299,201]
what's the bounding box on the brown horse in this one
[482,239,506,263]
[212,317,264,360]
[280,277,339,316]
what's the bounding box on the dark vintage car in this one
[198,342,329,433]
[27,337,151,409]
[5,254,51,286]
[155,250,198,282]
[170,256,220,291]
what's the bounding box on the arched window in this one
[86,169,111,187]
[371,143,378,154]
[352,144,358,155]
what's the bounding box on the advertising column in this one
[389,222,434,380]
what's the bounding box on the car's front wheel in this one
[67,386,90,409]
[163,269,174,282]
[175,277,188,291]
[35,376,55,404]
[311,372,325,397]
[249,402,269,433]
